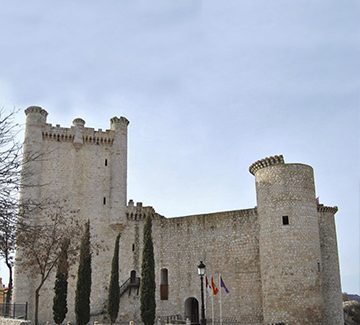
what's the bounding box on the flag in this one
[220,276,229,293]
[205,276,212,294]
[211,275,219,295]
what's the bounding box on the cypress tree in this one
[53,239,70,325]
[75,220,92,325]
[107,233,121,324]
[140,215,156,325]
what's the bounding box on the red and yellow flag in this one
[211,275,219,295]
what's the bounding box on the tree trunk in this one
[5,261,12,304]
[35,287,41,325]
[4,257,13,316]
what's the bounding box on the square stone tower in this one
[13,107,129,321]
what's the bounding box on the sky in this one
[0,0,359,294]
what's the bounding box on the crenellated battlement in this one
[111,116,129,126]
[41,126,116,145]
[24,106,48,126]
[40,121,126,145]
[249,154,285,175]
[24,106,129,146]
[126,200,164,221]
[73,118,85,127]
[25,106,48,117]
[317,204,338,214]
[42,131,75,142]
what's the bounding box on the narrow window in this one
[103,197,106,205]
[130,270,137,283]
[282,215,289,225]
[132,243,135,252]
[317,262,321,272]
[160,268,169,300]
[105,159,108,166]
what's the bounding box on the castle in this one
[13,107,344,325]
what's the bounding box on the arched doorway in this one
[184,297,199,325]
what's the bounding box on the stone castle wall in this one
[14,107,129,322]
[13,109,344,325]
[318,206,344,325]
[114,208,263,324]
[252,159,325,324]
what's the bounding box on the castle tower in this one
[14,108,130,322]
[250,155,324,325]
[13,110,344,325]
[21,106,48,203]
[318,205,344,324]
[109,116,129,228]
[13,107,48,306]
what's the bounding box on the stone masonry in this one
[13,108,344,325]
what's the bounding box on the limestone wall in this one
[318,206,344,324]
[14,108,129,324]
[252,157,324,325]
[14,111,344,325]
[116,208,263,325]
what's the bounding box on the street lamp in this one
[197,261,206,325]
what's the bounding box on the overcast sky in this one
[0,0,359,294]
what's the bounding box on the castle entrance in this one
[184,297,199,325]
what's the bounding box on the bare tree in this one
[0,108,22,305]
[0,109,21,199]
[0,202,16,307]
[16,200,82,325]
[0,108,46,305]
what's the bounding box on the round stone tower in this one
[318,205,344,325]
[109,116,129,228]
[22,106,48,203]
[13,106,48,307]
[250,155,324,325]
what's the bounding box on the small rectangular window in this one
[132,244,135,252]
[160,268,169,300]
[103,197,106,205]
[105,159,108,166]
[282,215,289,225]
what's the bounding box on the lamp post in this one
[197,261,206,325]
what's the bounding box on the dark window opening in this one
[282,215,289,225]
[130,270,137,283]
[105,159,108,166]
[132,243,135,251]
[160,268,169,300]
[103,197,106,205]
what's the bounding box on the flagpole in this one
[211,292,214,325]
[205,276,207,315]
[219,274,222,325]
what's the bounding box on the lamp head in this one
[197,261,206,276]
